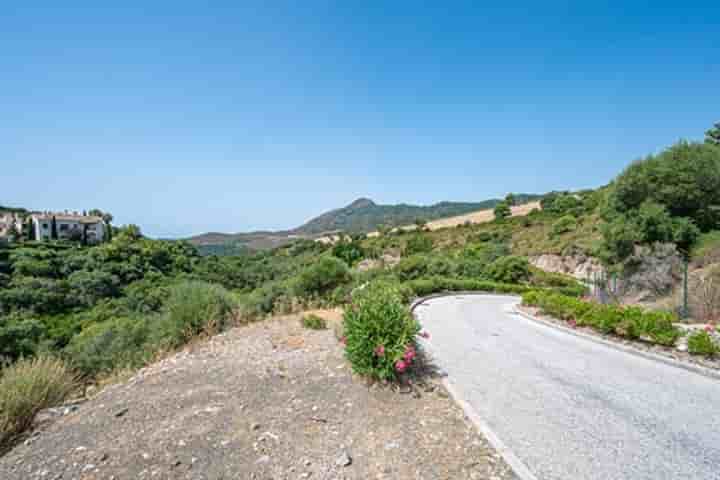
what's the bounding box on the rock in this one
[255,455,270,465]
[336,450,352,467]
[251,423,261,431]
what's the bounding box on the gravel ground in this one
[1,311,516,480]
[416,295,720,480]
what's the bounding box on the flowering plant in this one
[343,281,421,380]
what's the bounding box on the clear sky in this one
[2,2,718,237]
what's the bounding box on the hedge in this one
[403,276,586,300]
[521,290,681,347]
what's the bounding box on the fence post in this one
[681,259,689,320]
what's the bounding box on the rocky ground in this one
[1,312,516,480]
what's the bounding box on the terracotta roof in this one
[33,214,104,224]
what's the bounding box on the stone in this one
[336,450,352,467]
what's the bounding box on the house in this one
[31,212,106,243]
[0,212,23,240]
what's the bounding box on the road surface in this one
[415,295,720,480]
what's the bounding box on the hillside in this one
[187,193,542,253]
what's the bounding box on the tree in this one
[494,202,511,221]
[705,122,720,146]
[505,193,516,206]
[414,218,428,231]
[25,217,35,241]
[50,216,58,240]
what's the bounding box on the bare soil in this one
[1,312,516,480]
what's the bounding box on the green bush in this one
[394,255,429,281]
[404,234,433,256]
[521,291,680,345]
[332,240,364,266]
[485,256,531,284]
[153,281,237,348]
[343,281,420,380]
[687,331,719,357]
[551,215,578,236]
[301,313,327,330]
[294,257,351,298]
[0,314,47,362]
[64,316,152,376]
[0,356,77,448]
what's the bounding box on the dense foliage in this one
[601,141,720,261]
[343,281,420,380]
[522,291,681,346]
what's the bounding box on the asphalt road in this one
[415,295,720,480]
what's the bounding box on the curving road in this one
[415,295,720,480]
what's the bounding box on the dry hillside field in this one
[1,312,516,480]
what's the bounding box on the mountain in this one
[293,195,540,235]
[186,194,542,254]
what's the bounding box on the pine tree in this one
[706,122,720,146]
[50,216,58,240]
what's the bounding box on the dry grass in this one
[0,356,77,449]
[426,201,541,230]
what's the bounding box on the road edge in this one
[441,378,539,480]
[512,305,720,381]
[412,293,539,480]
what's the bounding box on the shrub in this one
[343,281,420,380]
[522,291,680,344]
[494,202,511,221]
[551,215,578,236]
[64,316,152,377]
[153,281,237,347]
[301,313,327,330]
[332,240,364,266]
[0,314,47,362]
[404,234,433,256]
[0,356,77,447]
[687,331,719,357]
[294,257,351,298]
[485,256,531,284]
[394,255,429,281]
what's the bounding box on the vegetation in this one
[687,330,719,357]
[343,281,420,380]
[301,313,327,330]
[0,356,77,449]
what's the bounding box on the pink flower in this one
[403,345,416,362]
[340,336,347,345]
[568,319,577,328]
[395,360,407,373]
[374,345,385,357]
[705,324,715,333]
[419,331,430,339]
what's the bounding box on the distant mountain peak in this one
[346,198,376,209]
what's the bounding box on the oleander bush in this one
[343,281,421,380]
[687,331,719,357]
[521,291,681,347]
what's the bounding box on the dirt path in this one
[1,313,516,480]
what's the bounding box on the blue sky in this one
[2,2,718,237]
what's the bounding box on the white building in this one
[31,212,106,243]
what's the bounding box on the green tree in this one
[414,218,428,231]
[24,217,35,241]
[50,216,58,240]
[494,202,511,221]
[505,193,516,206]
[705,121,720,146]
